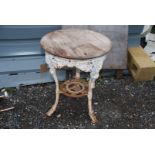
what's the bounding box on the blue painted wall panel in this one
[0,39,43,57]
[128,25,143,34]
[0,25,61,40]
[128,25,143,47]
[0,71,65,88]
[0,56,45,74]
[0,25,63,88]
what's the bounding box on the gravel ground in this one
[0,77,155,129]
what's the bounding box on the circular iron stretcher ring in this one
[59,79,88,98]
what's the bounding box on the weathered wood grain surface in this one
[63,25,128,69]
[40,29,112,60]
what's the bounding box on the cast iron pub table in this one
[40,29,112,123]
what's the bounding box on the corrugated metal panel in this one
[0,71,65,88]
[0,40,43,57]
[0,56,45,73]
[0,25,61,40]
[0,25,65,88]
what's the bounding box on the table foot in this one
[46,101,59,116]
[89,113,98,123]
[46,108,55,116]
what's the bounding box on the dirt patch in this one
[0,77,155,129]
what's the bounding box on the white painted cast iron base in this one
[45,52,107,123]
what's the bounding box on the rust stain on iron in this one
[59,79,88,98]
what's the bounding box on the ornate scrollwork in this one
[45,52,107,81]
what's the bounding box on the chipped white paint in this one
[46,52,107,81]
[45,52,107,123]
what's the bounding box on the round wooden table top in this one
[40,29,112,60]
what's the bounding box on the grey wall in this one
[63,25,128,69]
